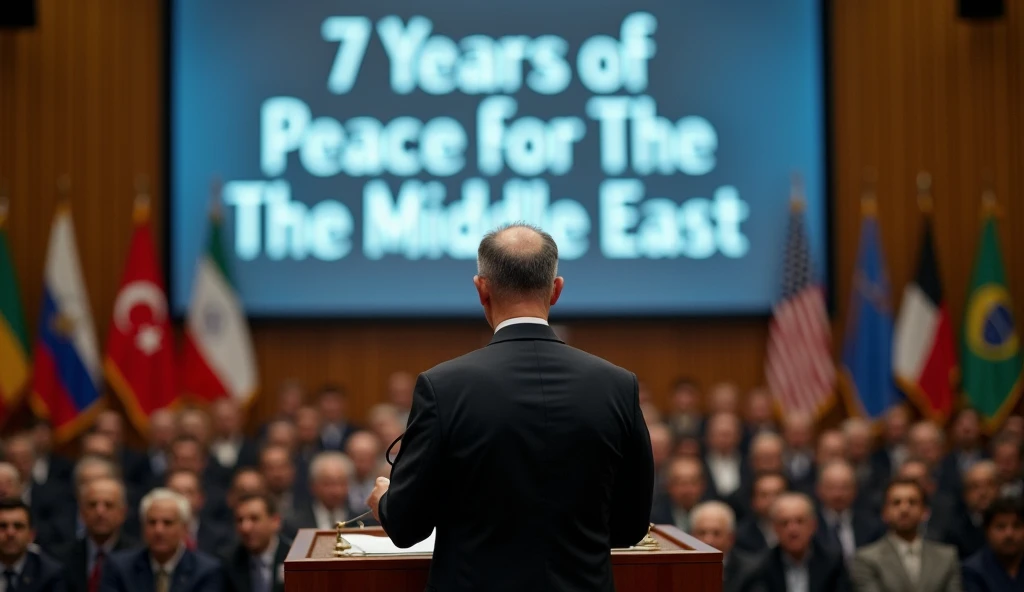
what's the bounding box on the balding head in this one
[963,460,999,513]
[691,501,736,554]
[817,460,856,512]
[475,224,563,311]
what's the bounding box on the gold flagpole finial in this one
[860,167,878,216]
[133,174,151,224]
[916,171,933,215]
[789,171,805,212]
[209,176,224,221]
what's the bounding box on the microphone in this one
[385,432,404,467]
[336,509,374,529]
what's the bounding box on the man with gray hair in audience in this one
[345,431,383,515]
[101,487,221,592]
[0,462,21,499]
[287,452,368,535]
[691,500,757,592]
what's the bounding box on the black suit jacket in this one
[219,537,291,592]
[8,551,65,592]
[724,549,759,592]
[734,517,772,554]
[379,323,655,592]
[29,482,75,548]
[963,546,1024,591]
[196,518,235,557]
[54,534,138,592]
[739,540,852,592]
[814,507,885,555]
[942,511,987,560]
[99,547,222,592]
[281,501,369,540]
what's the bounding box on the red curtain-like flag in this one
[104,201,177,431]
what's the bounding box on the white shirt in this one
[782,552,810,592]
[312,502,348,530]
[759,519,778,547]
[824,509,856,560]
[211,436,242,468]
[706,453,741,496]
[494,317,549,333]
[0,554,27,592]
[888,534,922,584]
[86,536,119,575]
[32,458,49,485]
[251,537,278,592]
[150,544,186,578]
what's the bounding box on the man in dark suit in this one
[944,460,1000,559]
[54,477,138,592]
[315,386,360,451]
[740,493,852,592]
[898,458,959,541]
[691,500,758,592]
[814,461,884,562]
[30,419,74,494]
[734,472,787,554]
[165,470,234,556]
[0,498,64,592]
[209,399,260,472]
[221,494,290,592]
[94,411,151,497]
[870,406,911,483]
[3,432,74,548]
[100,488,221,592]
[962,495,1024,591]
[284,452,368,538]
[367,224,655,592]
[650,457,711,532]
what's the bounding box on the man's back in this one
[380,323,655,592]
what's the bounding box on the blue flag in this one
[841,206,897,420]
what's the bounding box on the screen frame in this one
[162,0,835,322]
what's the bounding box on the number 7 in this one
[322,16,372,94]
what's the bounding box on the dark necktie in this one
[89,551,106,592]
[4,569,16,592]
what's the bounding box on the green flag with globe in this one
[961,209,1023,432]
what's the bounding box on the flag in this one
[0,201,30,420]
[31,204,102,442]
[840,200,897,420]
[961,202,1022,432]
[181,213,258,403]
[893,210,957,422]
[105,199,177,432]
[765,199,835,417]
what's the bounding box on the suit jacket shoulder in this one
[21,551,65,592]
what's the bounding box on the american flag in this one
[765,200,836,417]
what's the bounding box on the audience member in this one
[176,409,213,447]
[946,461,1001,559]
[704,413,746,500]
[168,436,229,495]
[744,388,778,439]
[641,402,662,427]
[54,477,137,592]
[815,461,883,562]
[962,496,1024,591]
[666,378,703,439]
[0,463,21,499]
[841,418,883,511]
[749,433,786,475]
[782,413,816,493]
[897,458,958,540]
[0,498,64,592]
[734,472,786,554]
[220,493,289,592]
[287,452,360,536]
[345,432,382,515]
[1003,416,1024,443]
[708,383,741,417]
[316,386,358,451]
[946,408,986,478]
[816,430,848,467]
[226,469,268,512]
[100,488,221,592]
[4,432,73,547]
[165,470,233,556]
[259,446,298,525]
[262,420,297,455]
[80,432,116,460]
[872,406,911,481]
[691,501,756,592]
[908,420,955,493]
[209,398,259,471]
[30,419,73,493]
[990,435,1023,498]
[145,408,177,486]
[94,409,150,491]
[386,371,415,427]
[648,423,673,495]
[651,457,708,532]
[740,492,851,592]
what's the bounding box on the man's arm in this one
[378,373,443,548]
[848,551,883,592]
[608,374,654,548]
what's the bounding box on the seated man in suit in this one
[0,463,21,499]
[781,414,816,495]
[344,431,382,515]
[259,446,298,528]
[691,500,757,592]
[666,377,704,441]
[286,451,361,536]
[316,386,359,451]
[54,477,138,592]
[704,413,747,501]
[945,461,1001,560]
[899,458,959,541]
[209,399,259,473]
[842,418,884,512]
[30,419,73,495]
[871,407,912,483]
[850,478,961,592]
[165,470,234,556]
[741,492,851,592]
[4,432,73,548]
[650,456,709,533]
[226,470,268,514]
[734,472,786,554]
[815,461,884,563]
[144,409,177,489]
[0,498,64,592]
[221,493,290,592]
[167,436,230,503]
[991,435,1024,499]
[962,495,1024,591]
[100,488,221,592]
[94,410,150,495]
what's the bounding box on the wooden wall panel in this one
[1,0,1022,434]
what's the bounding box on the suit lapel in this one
[171,550,195,592]
[71,540,89,592]
[487,323,563,346]
[18,553,39,592]
[917,541,942,592]
[273,537,290,592]
[878,538,916,591]
[133,552,156,592]
[232,546,253,592]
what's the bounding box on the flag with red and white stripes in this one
[765,200,836,417]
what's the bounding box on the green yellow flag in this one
[961,208,1023,431]
[0,203,30,418]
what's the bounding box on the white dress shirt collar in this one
[494,316,549,333]
[150,544,186,576]
[258,537,279,565]
[32,458,49,485]
[0,553,27,575]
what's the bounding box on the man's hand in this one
[367,477,390,524]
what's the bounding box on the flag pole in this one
[916,171,933,215]
[133,174,151,224]
[861,167,878,217]
[789,171,805,211]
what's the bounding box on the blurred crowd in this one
[0,373,1022,591]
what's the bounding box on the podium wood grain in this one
[285,525,723,591]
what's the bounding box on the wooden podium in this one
[284,525,723,591]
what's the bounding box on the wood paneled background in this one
[1,0,1022,434]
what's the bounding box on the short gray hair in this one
[140,487,191,524]
[691,501,735,532]
[309,452,354,483]
[0,462,21,486]
[477,223,558,299]
[74,455,121,489]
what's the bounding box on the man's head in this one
[669,378,701,416]
[166,469,204,517]
[0,464,21,499]
[80,477,127,543]
[387,372,415,411]
[211,398,244,439]
[345,431,382,481]
[260,445,296,495]
[0,499,33,564]
[148,408,178,450]
[815,430,848,467]
[771,493,817,559]
[234,493,281,556]
[228,469,268,509]
[751,472,789,519]
[474,224,563,327]
[707,383,740,416]
[951,408,982,450]
[30,420,54,456]
[176,408,212,446]
[317,385,348,424]
[140,488,190,562]
[816,461,857,513]
[648,423,673,471]
[782,413,814,450]
[265,420,297,453]
[706,413,742,456]
[94,409,126,449]
[841,418,873,464]
[295,405,322,445]
[908,421,945,468]
[749,432,785,474]
[990,435,1023,486]
[745,388,775,427]
[691,501,736,555]
[963,461,1000,514]
[309,452,352,511]
[3,433,36,483]
[882,478,929,539]
[897,459,936,496]
[275,379,305,418]
[81,431,116,459]
[1004,416,1024,442]
[665,457,705,511]
[884,406,911,447]
[74,455,121,496]
[983,496,1024,561]
[168,436,207,475]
